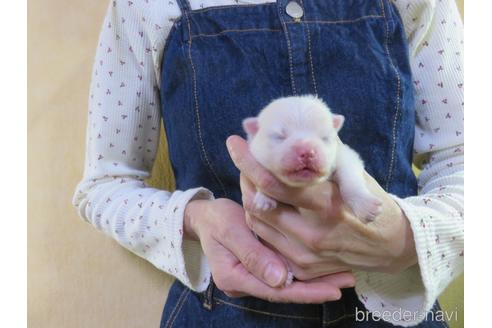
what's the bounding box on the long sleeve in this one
[354,0,464,325]
[72,0,213,292]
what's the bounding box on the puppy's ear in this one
[332,114,345,132]
[242,117,259,139]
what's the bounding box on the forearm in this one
[72,0,214,291]
[183,199,211,241]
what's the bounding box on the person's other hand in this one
[226,135,418,281]
[184,198,355,302]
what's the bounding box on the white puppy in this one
[242,95,383,222]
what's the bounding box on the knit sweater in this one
[72,0,464,326]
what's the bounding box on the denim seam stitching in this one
[305,23,318,95]
[277,2,297,95]
[185,16,384,40]
[322,313,355,326]
[187,2,276,14]
[176,0,191,12]
[184,11,228,196]
[191,28,282,39]
[299,0,318,96]
[166,289,190,328]
[164,288,190,328]
[379,0,401,191]
[282,21,297,95]
[285,15,384,25]
[213,297,320,320]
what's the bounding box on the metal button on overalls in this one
[285,1,303,19]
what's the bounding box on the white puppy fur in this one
[243,95,383,286]
[243,95,382,222]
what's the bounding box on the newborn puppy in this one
[242,95,383,222]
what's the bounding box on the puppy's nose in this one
[293,144,317,161]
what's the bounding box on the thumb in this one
[221,221,288,288]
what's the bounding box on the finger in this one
[245,201,318,244]
[306,271,356,289]
[245,212,292,258]
[217,217,289,288]
[227,135,335,212]
[231,264,343,303]
[249,214,349,277]
[287,259,353,282]
[239,174,257,205]
[222,290,248,298]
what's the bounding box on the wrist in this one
[392,209,418,272]
[183,199,210,241]
[402,210,418,263]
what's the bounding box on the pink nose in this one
[293,145,317,161]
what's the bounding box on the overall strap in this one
[175,0,192,14]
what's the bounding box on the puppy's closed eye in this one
[269,129,287,142]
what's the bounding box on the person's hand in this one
[226,135,418,281]
[184,198,355,302]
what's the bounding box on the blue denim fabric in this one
[160,280,449,328]
[159,0,444,326]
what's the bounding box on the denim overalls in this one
[159,0,447,327]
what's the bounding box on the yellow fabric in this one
[440,274,464,328]
[28,0,464,327]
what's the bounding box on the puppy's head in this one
[243,95,344,187]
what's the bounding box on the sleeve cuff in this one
[353,195,463,326]
[167,187,214,292]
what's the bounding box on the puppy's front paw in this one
[346,193,383,222]
[253,192,277,211]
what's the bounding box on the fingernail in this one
[226,137,234,150]
[346,276,356,288]
[340,273,356,288]
[227,143,236,160]
[334,289,342,300]
[264,263,283,287]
